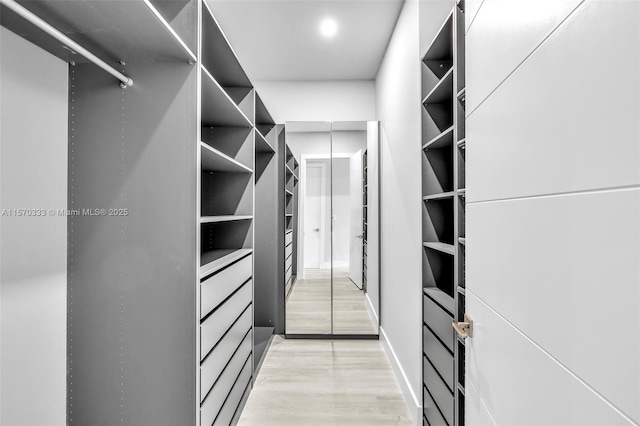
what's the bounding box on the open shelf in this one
[0,0,196,67]
[201,67,252,128]
[254,129,275,154]
[200,215,252,224]
[423,191,455,201]
[423,242,455,256]
[200,248,253,279]
[422,13,453,77]
[201,2,252,90]
[423,145,454,195]
[423,68,454,105]
[424,126,454,150]
[255,94,276,137]
[285,189,293,197]
[201,142,253,173]
[457,138,466,149]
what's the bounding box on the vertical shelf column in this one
[421,4,465,425]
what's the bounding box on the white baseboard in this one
[380,327,422,426]
[365,294,378,325]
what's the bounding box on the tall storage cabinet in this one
[421,1,465,425]
[1,1,281,424]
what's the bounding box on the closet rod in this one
[0,0,134,88]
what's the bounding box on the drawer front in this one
[424,355,453,425]
[285,243,292,259]
[423,294,455,352]
[285,255,292,271]
[201,255,252,319]
[423,385,448,426]
[213,356,252,426]
[285,232,293,246]
[423,325,454,391]
[200,308,252,402]
[201,281,252,360]
[200,336,252,426]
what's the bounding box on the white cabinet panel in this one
[467,0,640,202]
[466,0,582,113]
[465,380,496,426]
[464,0,484,33]
[466,292,633,425]
[467,189,640,422]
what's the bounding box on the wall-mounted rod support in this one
[0,0,133,88]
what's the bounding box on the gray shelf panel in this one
[200,248,253,279]
[457,138,466,149]
[255,129,275,154]
[424,126,454,150]
[255,94,276,128]
[423,191,455,201]
[201,2,252,89]
[423,242,455,256]
[201,142,253,173]
[201,215,253,224]
[201,67,253,128]
[424,325,454,391]
[422,12,453,63]
[0,0,196,66]
[423,68,454,105]
[285,189,294,197]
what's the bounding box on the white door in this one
[303,164,323,269]
[348,151,363,288]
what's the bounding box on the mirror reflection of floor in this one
[286,268,376,335]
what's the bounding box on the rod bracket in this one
[453,314,473,339]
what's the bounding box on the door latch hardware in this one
[452,314,473,338]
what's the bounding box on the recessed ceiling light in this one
[320,18,338,38]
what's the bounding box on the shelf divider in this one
[423,242,455,256]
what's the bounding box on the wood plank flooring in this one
[286,268,377,335]
[237,336,413,425]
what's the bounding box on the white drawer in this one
[201,255,252,319]
[200,309,251,402]
[285,243,292,259]
[201,281,251,360]
[285,255,292,271]
[200,335,252,426]
[285,232,293,246]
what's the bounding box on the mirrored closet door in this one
[284,121,380,337]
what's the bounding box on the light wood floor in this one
[238,336,413,425]
[286,268,377,335]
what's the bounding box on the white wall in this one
[254,80,376,123]
[465,1,639,424]
[374,0,423,423]
[0,27,68,425]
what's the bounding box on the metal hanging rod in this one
[0,0,133,88]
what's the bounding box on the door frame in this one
[299,153,351,279]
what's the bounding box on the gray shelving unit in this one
[283,142,299,299]
[0,0,281,424]
[421,2,465,425]
[253,92,280,371]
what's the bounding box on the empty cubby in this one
[422,246,455,298]
[201,220,253,268]
[202,127,253,169]
[422,146,454,195]
[423,197,455,245]
[201,171,253,217]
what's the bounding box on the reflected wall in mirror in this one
[285,121,380,337]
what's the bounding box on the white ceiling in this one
[206,0,404,81]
